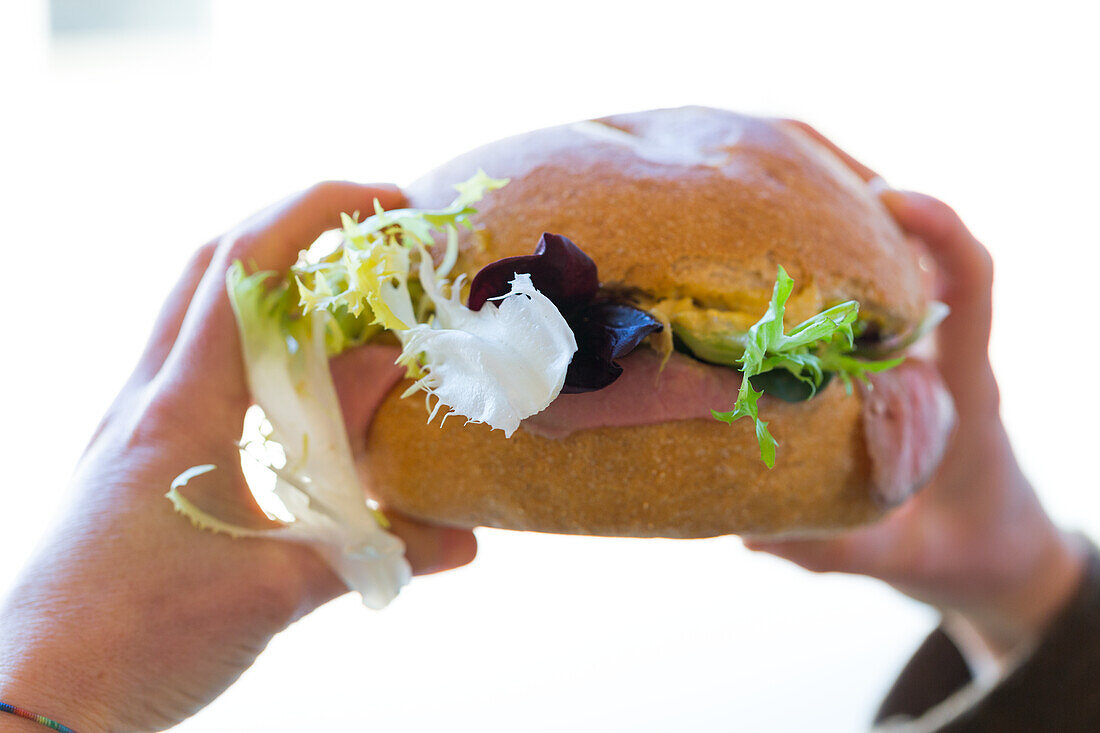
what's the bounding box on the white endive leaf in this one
[220,264,412,609]
[398,252,577,437]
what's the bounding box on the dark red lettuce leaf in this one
[467,232,663,393]
[562,302,664,393]
[467,233,598,312]
[560,352,624,393]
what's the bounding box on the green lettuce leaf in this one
[712,266,903,468]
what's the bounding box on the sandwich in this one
[362,107,955,538]
[169,107,955,607]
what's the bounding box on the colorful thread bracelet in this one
[0,702,80,732]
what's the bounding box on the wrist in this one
[0,675,107,733]
[0,595,115,733]
[955,530,1088,657]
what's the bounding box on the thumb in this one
[329,344,405,443]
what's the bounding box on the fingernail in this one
[441,528,478,570]
[741,537,773,552]
[867,176,891,196]
[878,189,909,213]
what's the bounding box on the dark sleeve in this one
[875,539,1100,732]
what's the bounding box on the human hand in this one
[746,123,1086,658]
[0,182,477,733]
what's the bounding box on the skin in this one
[746,122,1088,659]
[0,138,1087,730]
[0,183,477,733]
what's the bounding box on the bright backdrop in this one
[1,2,1098,731]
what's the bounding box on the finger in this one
[743,536,862,574]
[879,191,998,413]
[159,182,406,412]
[778,119,880,183]
[329,344,405,443]
[387,514,479,576]
[210,181,405,274]
[743,527,892,577]
[130,241,218,384]
[297,516,479,609]
[881,191,994,308]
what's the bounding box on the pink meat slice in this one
[858,359,956,506]
[522,349,744,439]
[522,349,955,506]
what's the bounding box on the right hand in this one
[745,122,1087,656]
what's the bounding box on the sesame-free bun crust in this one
[367,379,878,538]
[409,106,924,331]
[363,107,927,537]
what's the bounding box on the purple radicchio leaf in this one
[467,232,663,393]
[561,302,664,393]
[467,233,598,312]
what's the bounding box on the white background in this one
[1,1,1098,730]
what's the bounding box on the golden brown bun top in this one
[406,106,925,334]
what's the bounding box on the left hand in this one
[0,182,477,733]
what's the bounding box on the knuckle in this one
[218,229,262,265]
[186,240,219,273]
[123,385,186,448]
[777,117,812,133]
[196,239,218,262]
[921,194,962,228]
[303,179,347,204]
[976,245,994,279]
[917,195,994,281]
[982,242,994,266]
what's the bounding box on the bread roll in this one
[362,107,929,538]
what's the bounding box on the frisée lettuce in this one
[712,266,905,468]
